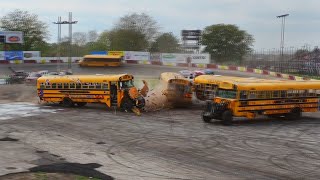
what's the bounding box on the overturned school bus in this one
[201,76,320,125]
[37,74,145,115]
[160,72,193,106]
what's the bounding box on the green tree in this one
[202,24,254,64]
[108,29,148,51]
[0,9,49,51]
[150,32,180,53]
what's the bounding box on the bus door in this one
[110,82,118,106]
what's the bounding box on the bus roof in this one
[234,81,320,90]
[37,74,133,83]
[194,75,320,90]
[160,72,188,82]
[83,55,123,59]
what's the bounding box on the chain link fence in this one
[243,47,320,78]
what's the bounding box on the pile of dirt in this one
[0,84,38,103]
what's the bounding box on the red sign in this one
[8,36,20,42]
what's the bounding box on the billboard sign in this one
[124,51,150,61]
[161,53,210,64]
[181,30,201,36]
[0,51,5,60]
[23,51,41,60]
[150,53,161,62]
[109,51,124,56]
[0,31,23,44]
[5,51,23,60]
[90,51,107,55]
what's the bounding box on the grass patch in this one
[76,175,101,180]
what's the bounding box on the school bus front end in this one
[37,74,145,115]
[202,79,320,125]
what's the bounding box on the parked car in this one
[179,70,194,80]
[203,69,215,75]
[193,70,205,77]
[25,72,42,85]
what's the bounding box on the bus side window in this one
[273,91,279,98]
[240,91,247,99]
[287,90,293,98]
[45,84,51,89]
[96,83,102,89]
[40,83,45,89]
[82,83,89,89]
[309,89,316,97]
[76,83,81,89]
[102,83,109,90]
[70,83,75,89]
[57,83,62,89]
[248,91,256,99]
[280,90,286,97]
[63,83,69,89]
[266,91,272,98]
[52,83,57,89]
[89,83,95,89]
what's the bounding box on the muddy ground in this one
[0,64,319,180]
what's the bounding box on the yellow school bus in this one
[201,78,320,125]
[79,55,123,67]
[193,75,258,101]
[37,74,145,115]
[160,72,193,106]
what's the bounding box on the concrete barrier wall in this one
[0,57,313,81]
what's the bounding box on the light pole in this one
[277,14,289,72]
[277,14,289,56]
[53,12,77,73]
[53,16,62,72]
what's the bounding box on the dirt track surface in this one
[0,64,319,180]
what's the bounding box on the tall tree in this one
[109,29,148,51]
[0,9,49,51]
[73,32,87,46]
[114,13,159,43]
[150,33,180,53]
[202,24,254,64]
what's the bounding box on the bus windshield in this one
[83,58,121,62]
[216,89,237,99]
[120,80,134,88]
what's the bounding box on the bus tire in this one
[222,110,233,126]
[286,108,302,120]
[76,102,87,107]
[202,112,211,123]
[62,98,74,107]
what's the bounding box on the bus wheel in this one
[222,110,233,126]
[76,102,87,107]
[62,98,74,107]
[286,108,302,120]
[202,112,211,123]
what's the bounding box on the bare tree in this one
[114,13,159,43]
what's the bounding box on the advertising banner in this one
[0,31,23,44]
[161,53,210,64]
[23,51,41,60]
[108,51,124,56]
[124,51,150,61]
[189,54,210,64]
[150,53,161,62]
[0,51,5,60]
[5,51,23,60]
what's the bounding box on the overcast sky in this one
[0,0,319,50]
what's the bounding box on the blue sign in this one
[5,51,23,60]
[90,51,108,55]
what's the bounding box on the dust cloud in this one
[135,79,171,112]
[0,84,38,104]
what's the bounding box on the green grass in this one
[76,175,101,180]
[34,172,48,180]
